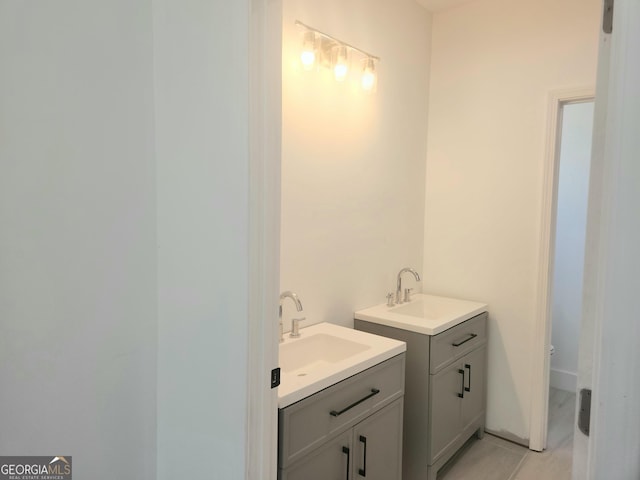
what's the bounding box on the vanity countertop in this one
[354,293,488,336]
[278,322,406,408]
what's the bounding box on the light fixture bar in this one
[294,20,380,62]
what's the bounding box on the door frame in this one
[529,87,595,452]
[579,0,640,475]
[247,0,282,478]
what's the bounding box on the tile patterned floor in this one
[438,388,576,480]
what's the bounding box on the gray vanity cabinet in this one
[460,346,486,432]
[279,431,352,480]
[352,398,404,480]
[278,354,405,480]
[429,360,464,460]
[280,399,403,480]
[355,311,487,480]
[429,344,486,462]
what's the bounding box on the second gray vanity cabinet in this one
[429,359,464,460]
[355,311,487,480]
[428,345,486,462]
[429,313,486,373]
[459,346,486,433]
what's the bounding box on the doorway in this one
[529,89,595,453]
[547,100,594,460]
[550,101,594,394]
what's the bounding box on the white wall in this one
[0,1,257,478]
[0,1,157,478]
[550,101,593,392]
[423,0,600,443]
[154,0,252,478]
[281,0,431,329]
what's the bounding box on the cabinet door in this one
[461,345,486,431]
[280,431,352,480]
[352,399,403,480]
[428,361,463,462]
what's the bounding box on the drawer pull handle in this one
[343,446,350,480]
[465,363,472,392]
[358,435,368,477]
[458,369,465,398]
[330,389,380,417]
[452,333,477,347]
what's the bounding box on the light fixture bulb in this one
[300,31,316,70]
[361,57,377,92]
[333,45,349,81]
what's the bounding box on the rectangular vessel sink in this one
[278,322,405,408]
[355,293,487,336]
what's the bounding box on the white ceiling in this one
[416,0,480,13]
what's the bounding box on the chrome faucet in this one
[396,267,421,304]
[279,291,303,343]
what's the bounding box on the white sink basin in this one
[355,293,487,336]
[278,322,405,408]
[280,333,370,375]
[390,297,456,318]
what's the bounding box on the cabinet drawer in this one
[430,313,487,374]
[279,353,405,469]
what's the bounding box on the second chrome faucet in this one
[395,267,421,304]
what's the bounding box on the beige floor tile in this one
[438,435,528,480]
[483,433,530,454]
[547,388,576,450]
[435,388,576,480]
[510,448,573,480]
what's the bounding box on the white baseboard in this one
[550,367,577,392]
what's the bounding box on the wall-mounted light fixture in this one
[295,20,379,93]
